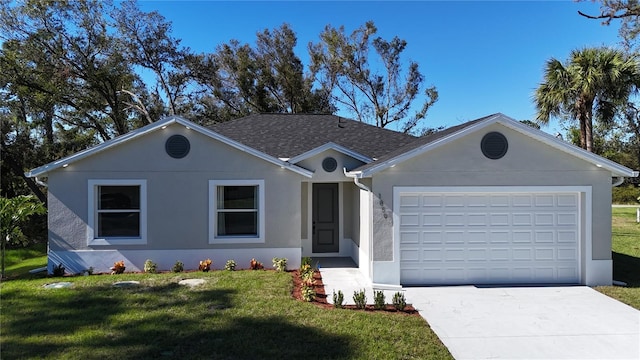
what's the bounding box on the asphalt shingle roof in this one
[352,114,497,172]
[209,113,417,160]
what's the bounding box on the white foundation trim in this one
[48,248,301,274]
[586,259,613,286]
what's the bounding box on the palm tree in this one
[535,47,639,152]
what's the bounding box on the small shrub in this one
[52,263,65,277]
[301,284,316,302]
[224,259,237,271]
[300,266,315,286]
[172,261,184,273]
[300,256,312,269]
[199,259,212,272]
[272,257,287,272]
[332,290,345,309]
[249,258,264,270]
[143,259,157,273]
[81,266,94,276]
[373,290,386,310]
[392,291,407,311]
[353,289,367,309]
[110,260,126,274]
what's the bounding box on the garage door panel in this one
[490,231,510,243]
[400,214,420,226]
[422,231,443,244]
[444,231,465,244]
[444,195,465,207]
[467,231,488,244]
[399,191,580,285]
[423,214,442,226]
[512,248,532,261]
[513,231,532,243]
[399,231,419,244]
[422,249,442,262]
[468,248,488,261]
[490,213,510,225]
[557,230,577,243]
[558,213,578,226]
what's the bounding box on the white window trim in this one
[209,180,265,244]
[87,179,147,246]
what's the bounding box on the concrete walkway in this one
[318,265,640,359]
[316,258,400,305]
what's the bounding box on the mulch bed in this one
[290,269,419,316]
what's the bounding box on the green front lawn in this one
[596,207,640,309]
[1,269,452,359]
[2,243,47,279]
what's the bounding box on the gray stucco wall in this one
[370,123,613,261]
[47,123,304,252]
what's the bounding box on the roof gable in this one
[350,113,638,178]
[26,116,313,178]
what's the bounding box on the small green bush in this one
[332,290,345,309]
[301,285,316,302]
[373,290,386,310]
[224,259,236,271]
[143,259,157,273]
[612,185,640,204]
[172,261,184,273]
[392,292,407,311]
[353,289,367,309]
[52,263,65,277]
[300,256,312,269]
[272,257,287,272]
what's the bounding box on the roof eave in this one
[25,115,314,179]
[288,142,373,165]
[356,113,639,178]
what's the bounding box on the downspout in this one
[612,176,624,187]
[35,176,48,187]
[344,168,374,282]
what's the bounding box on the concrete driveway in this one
[404,286,640,360]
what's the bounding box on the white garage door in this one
[398,190,580,285]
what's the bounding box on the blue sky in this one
[137,1,622,134]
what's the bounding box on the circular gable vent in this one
[322,157,338,172]
[481,132,508,160]
[165,135,190,159]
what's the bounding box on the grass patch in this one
[3,243,47,280]
[596,207,640,309]
[0,270,452,359]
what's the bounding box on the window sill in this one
[209,236,265,245]
[88,237,147,246]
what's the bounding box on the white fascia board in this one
[357,114,504,177]
[25,116,179,178]
[171,117,313,178]
[26,115,313,178]
[497,117,638,178]
[288,142,372,164]
[356,113,638,178]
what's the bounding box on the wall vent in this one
[481,132,508,160]
[165,135,190,159]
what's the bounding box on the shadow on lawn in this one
[613,251,640,287]
[2,281,354,359]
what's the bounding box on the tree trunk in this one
[1,234,6,279]
[2,152,48,205]
[585,113,594,152]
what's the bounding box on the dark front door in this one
[312,183,339,253]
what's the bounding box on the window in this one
[88,180,147,245]
[209,180,265,244]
